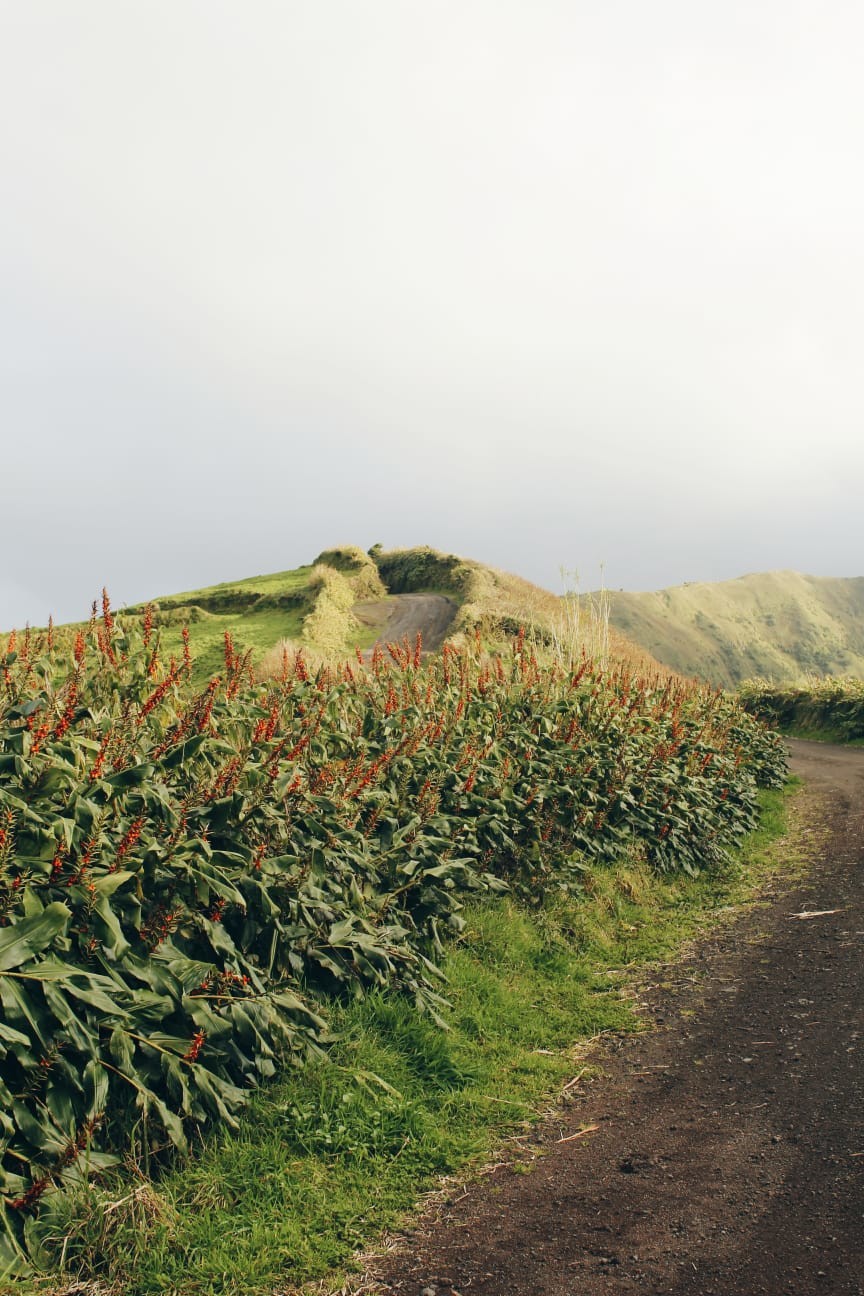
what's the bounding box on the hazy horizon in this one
[3,2,863,628]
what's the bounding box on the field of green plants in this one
[739,676,864,744]
[0,599,786,1273]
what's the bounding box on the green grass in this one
[163,607,309,682]
[17,786,798,1296]
[134,566,316,682]
[131,565,378,682]
[148,566,314,606]
[351,620,383,651]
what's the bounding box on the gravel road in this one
[353,594,458,654]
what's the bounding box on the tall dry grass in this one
[301,566,361,654]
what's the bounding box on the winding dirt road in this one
[367,740,864,1295]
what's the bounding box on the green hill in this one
[126,548,387,681]
[603,571,864,688]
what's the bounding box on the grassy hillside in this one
[602,571,864,688]
[133,563,316,681]
[121,548,387,681]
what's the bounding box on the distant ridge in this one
[603,571,864,688]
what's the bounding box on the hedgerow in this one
[0,604,785,1269]
[739,676,864,742]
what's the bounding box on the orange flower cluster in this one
[27,705,55,755]
[196,677,220,733]
[139,659,181,721]
[252,702,280,744]
[89,731,111,782]
[109,816,145,872]
[52,681,78,742]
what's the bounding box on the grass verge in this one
[782,725,864,748]
[13,785,799,1296]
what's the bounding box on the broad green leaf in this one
[0,904,69,971]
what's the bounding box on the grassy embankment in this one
[121,545,572,683]
[739,676,864,747]
[14,785,797,1296]
[138,542,669,685]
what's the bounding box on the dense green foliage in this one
[30,787,793,1296]
[740,675,864,743]
[0,606,785,1270]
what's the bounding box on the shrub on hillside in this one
[312,547,386,600]
[371,546,476,598]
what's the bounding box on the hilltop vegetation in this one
[601,571,864,688]
[55,545,671,685]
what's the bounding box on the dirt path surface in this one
[353,595,458,653]
[367,740,864,1295]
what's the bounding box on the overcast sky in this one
[2,1,863,627]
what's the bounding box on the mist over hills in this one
[604,571,864,688]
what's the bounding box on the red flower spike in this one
[183,1029,206,1063]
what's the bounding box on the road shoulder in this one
[362,750,864,1296]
